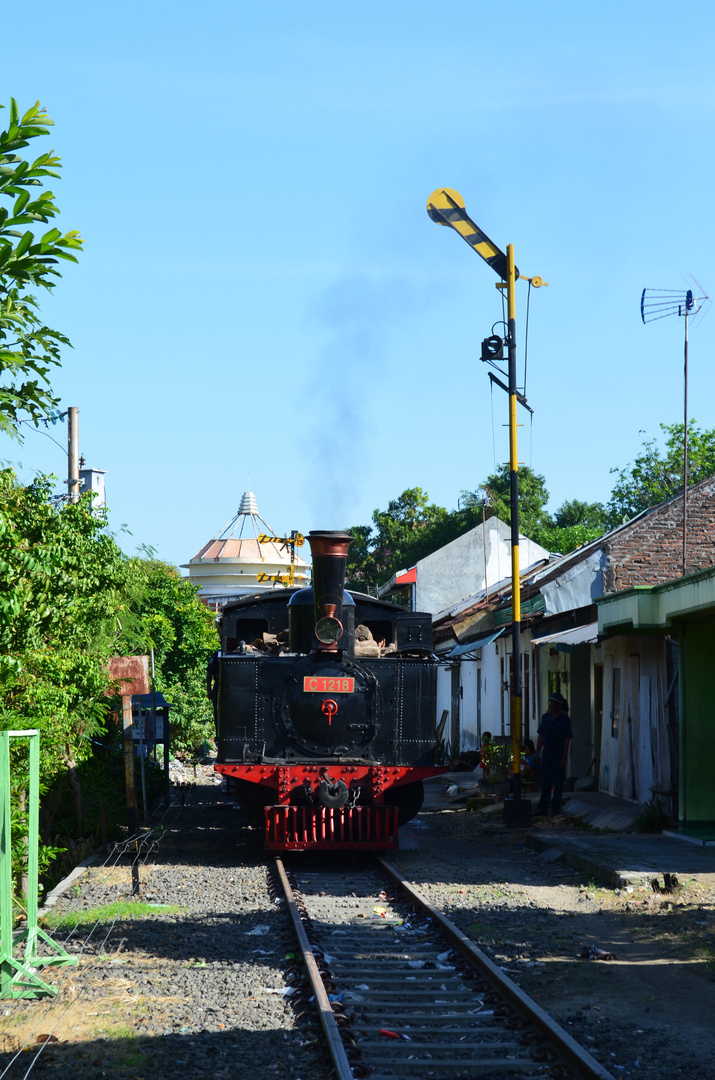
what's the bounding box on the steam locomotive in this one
[214,531,444,850]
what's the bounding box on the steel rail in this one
[378,857,616,1080]
[273,856,354,1080]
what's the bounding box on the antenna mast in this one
[641,281,709,575]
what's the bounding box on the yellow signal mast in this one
[257,531,305,587]
[427,187,547,824]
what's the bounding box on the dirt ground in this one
[391,805,715,1080]
[4,791,715,1080]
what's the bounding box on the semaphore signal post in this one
[427,188,547,824]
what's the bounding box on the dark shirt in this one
[537,711,573,758]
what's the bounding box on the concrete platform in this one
[525,830,715,888]
[420,775,715,888]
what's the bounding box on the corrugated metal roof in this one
[445,628,505,658]
[532,622,599,648]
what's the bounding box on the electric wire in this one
[13,424,66,456]
[1,788,190,1075]
[523,279,532,397]
[1,792,190,1078]
[41,791,183,943]
[8,906,130,1080]
[0,839,129,1038]
[490,376,497,471]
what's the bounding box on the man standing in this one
[535,692,572,816]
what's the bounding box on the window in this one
[611,667,621,738]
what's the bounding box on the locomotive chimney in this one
[307,531,352,652]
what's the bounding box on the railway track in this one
[275,855,616,1080]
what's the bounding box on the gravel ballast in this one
[0,787,333,1080]
[3,780,715,1080]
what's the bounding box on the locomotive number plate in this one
[303,676,355,693]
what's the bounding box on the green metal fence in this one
[0,729,77,999]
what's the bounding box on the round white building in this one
[182,491,310,612]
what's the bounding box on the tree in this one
[553,499,607,531]
[0,470,218,893]
[0,469,133,873]
[606,422,715,527]
[346,488,479,594]
[531,497,609,555]
[462,465,552,539]
[118,554,217,754]
[0,99,82,438]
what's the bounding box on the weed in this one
[633,798,669,834]
[41,900,182,930]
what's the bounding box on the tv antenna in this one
[640,276,710,576]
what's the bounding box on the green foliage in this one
[533,523,605,555]
[481,739,513,781]
[463,465,552,540]
[346,422,715,589]
[41,899,183,930]
[346,487,479,594]
[463,467,605,555]
[346,473,609,591]
[0,470,217,894]
[553,499,608,530]
[607,422,715,527]
[118,554,217,753]
[0,99,83,438]
[633,797,669,834]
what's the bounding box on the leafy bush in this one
[633,798,669,833]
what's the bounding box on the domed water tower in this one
[183,491,310,612]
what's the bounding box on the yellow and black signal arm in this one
[258,533,305,546]
[426,188,516,281]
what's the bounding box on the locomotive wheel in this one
[383,780,424,826]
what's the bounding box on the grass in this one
[41,900,183,930]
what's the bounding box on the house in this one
[597,567,715,838]
[377,516,551,757]
[430,474,715,815]
[378,515,550,615]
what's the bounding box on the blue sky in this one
[3,1,715,568]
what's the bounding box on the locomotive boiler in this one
[214,531,445,850]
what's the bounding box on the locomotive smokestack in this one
[307,531,352,651]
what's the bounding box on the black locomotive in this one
[214,531,444,849]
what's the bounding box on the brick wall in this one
[605,476,715,592]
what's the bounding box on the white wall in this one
[459,660,480,751]
[416,518,550,615]
[599,635,671,804]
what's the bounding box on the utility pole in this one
[67,406,79,503]
[427,188,546,825]
[505,244,522,798]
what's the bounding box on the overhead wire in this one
[490,376,497,471]
[1,786,191,1077]
[523,279,532,397]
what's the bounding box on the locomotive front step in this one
[265,804,399,850]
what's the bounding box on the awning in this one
[532,621,599,652]
[445,627,505,658]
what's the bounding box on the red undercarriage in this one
[215,763,446,850]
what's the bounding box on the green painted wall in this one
[680,621,715,825]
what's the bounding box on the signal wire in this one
[523,279,532,396]
[0,789,190,1077]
